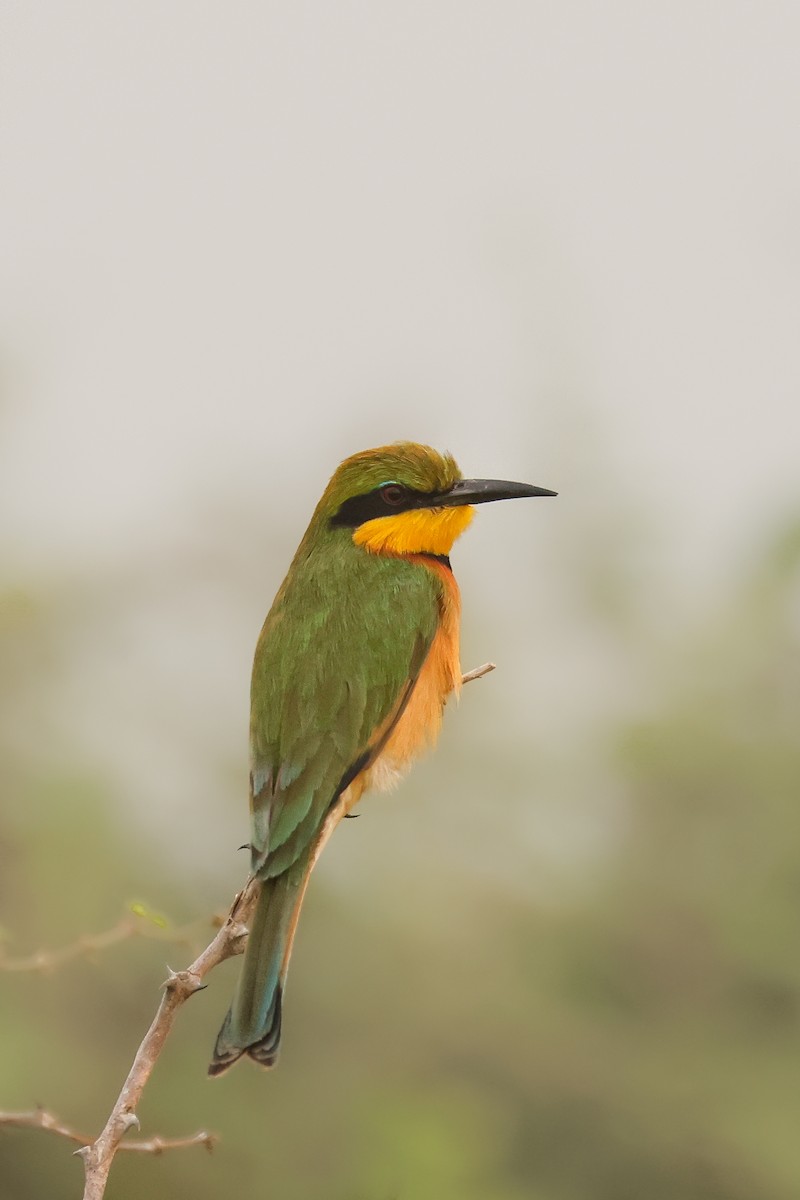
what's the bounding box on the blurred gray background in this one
[1,4,799,1199]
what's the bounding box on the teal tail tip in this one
[207,987,284,1078]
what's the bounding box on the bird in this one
[208,442,555,1075]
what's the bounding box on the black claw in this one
[238,843,251,851]
[344,813,359,819]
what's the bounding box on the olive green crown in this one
[317,442,462,517]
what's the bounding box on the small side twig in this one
[0,910,202,975]
[0,1107,215,1155]
[461,661,495,685]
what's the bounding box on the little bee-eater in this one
[209,442,555,1075]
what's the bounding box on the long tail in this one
[208,866,305,1076]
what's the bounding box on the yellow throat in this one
[352,505,475,558]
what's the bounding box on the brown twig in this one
[3,662,493,1199]
[0,1107,216,1155]
[73,877,259,1200]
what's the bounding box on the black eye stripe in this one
[331,485,438,528]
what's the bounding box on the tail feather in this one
[208,871,299,1077]
[246,985,283,1068]
[207,1010,245,1077]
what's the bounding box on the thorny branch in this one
[0,662,495,1200]
[0,881,258,1198]
[73,877,259,1200]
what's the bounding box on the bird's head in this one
[314,442,555,559]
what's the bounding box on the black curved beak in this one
[434,478,558,507]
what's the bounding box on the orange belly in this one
[363,557,462,793]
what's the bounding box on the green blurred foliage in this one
[1,517,799,1199]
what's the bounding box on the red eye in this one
[381,484,406,506]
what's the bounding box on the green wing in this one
[248,545,441,881]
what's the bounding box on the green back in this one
[249,528,442,879]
